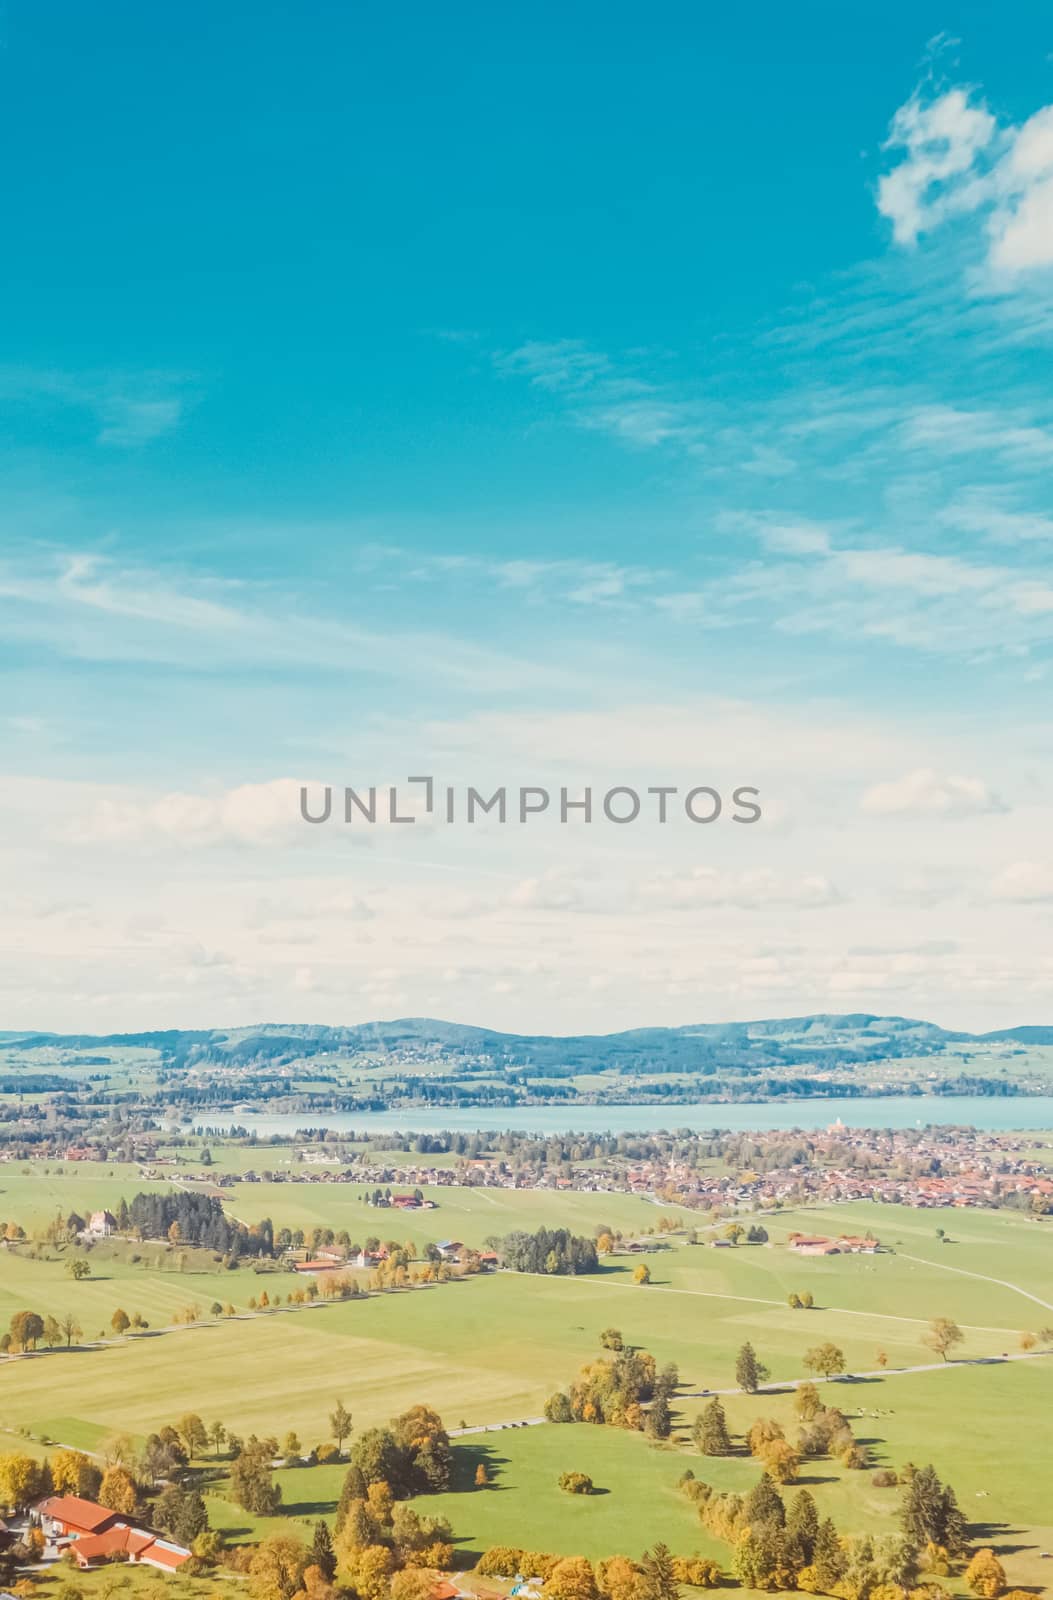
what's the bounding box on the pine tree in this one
[640,1542,678,1600]
[311,1519,336,1581]
[736,1341,766,1394]
[941,1483,970,1557]
[786,1488,819,1566]
[813,1517,846,1588]
[744,1472,786,1530]
[901,1464,947,1548]
[335,1463,368,1532]
[696,1397,731,1456]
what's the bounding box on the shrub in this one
[558,1471,594,1495]
[872,1469,899,1488]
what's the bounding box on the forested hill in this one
[0,1012,1039,1078]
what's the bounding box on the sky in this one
[3,3,1053,1034]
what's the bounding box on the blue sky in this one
[3,5,1053,1031]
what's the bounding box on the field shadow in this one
[450,1442,511,1493]
[969,1520,1035,1557]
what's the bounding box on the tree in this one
[745,1471,786,1529]
[110,1308,131,1336]
[923,1318,964,1362]
[177,1412,209,1459]
[600,1327,623,1349]
[249,1535,309,1600]
[546,1557,600,1600]
[736,1341,767,1394]
[633,1263,651,1285]
[59,1313,83,1348]
[695,1396,731,1456]
[786,1488,819,1565]
[901,1465,969,1556]
[52,1450,99,1498]
[67,1258,90,1280]
[209,1420,227,1457]
[759,1438,800,1484]
[99,1465,139,1516]
[0,1453,42,1510]
[966,1550,1006,1599]
[646,1394,671,1439]
[475,1463,490,1487]
[230,1442,283,1515]
[9,1311,44,1351]
[329,1399,353,1451]
[310,1520,336,1582]
[803,1342,846,1380]
[155,1484,209,1547]
[639,1542,679,1600]
[812,1518,846,1589]
[545,1390,575,1422]
[343,1545,396,1600]
[43,1315,62,1348]
[794,1382,821,1421]
[559,1471,594,1495]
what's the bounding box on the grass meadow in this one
[0,1167,1051,1594]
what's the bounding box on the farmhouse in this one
[788,1233,841,1255]
[86,1209,118,1237]
[788,1232,880,1256]
[38,1497,191,1572]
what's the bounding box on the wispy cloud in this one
[495,338,707,451]
[0,367,190,447]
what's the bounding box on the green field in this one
[1,1167,1051,1595]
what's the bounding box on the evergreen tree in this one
[311,1519,336,1581]
[736,1341,767,1394]
[335,1463,368,1532]
[744,1472,786,1530]
[639,1542,678,1600]
[786,1488,819,1565]
[813,1518,846,1588]
[695,1397,731,1456]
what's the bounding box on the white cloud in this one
[878,88,998,246]
[878,84,1053,276]
[861,768,1006,819]
[987,860,1053,902]
[638,867,842,910]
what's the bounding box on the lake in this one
[191,1094,1053,1138]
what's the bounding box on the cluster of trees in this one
[126,1189,270,1256]
[693,1383,868,1481]
[682,1470,919,1597]
[329,1406,453,1506]
[477,1541,721,1599]
[335,1479,454,1593]
[676,1458,1009,1600]
[497,1227,599,1275]
[546,1340,678,1436]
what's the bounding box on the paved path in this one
[681,1347,1049,1396]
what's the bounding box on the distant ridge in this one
[0,1012,1042,1076]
